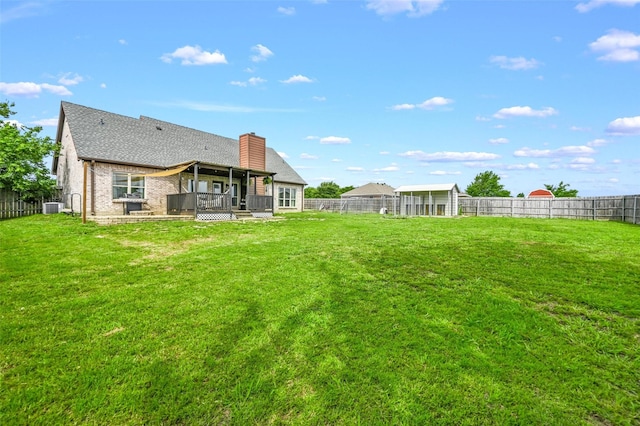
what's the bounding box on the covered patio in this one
[165,162,275,220]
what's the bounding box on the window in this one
[187,179,208,193]
[113,172,145,199]
[278,187,297,207]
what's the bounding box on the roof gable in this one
[341,182,396,197]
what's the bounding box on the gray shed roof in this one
[341,182,396,198]
[394,183,460,193]
[55,102,306,185]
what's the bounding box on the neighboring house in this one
[52,102,306,220]
[528,189,554,198]
[340,183,396,199]
[394,183,460,216]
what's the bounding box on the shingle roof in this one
[57,102,306,185]
[341,182,396,198]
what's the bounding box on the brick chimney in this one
[239,132,267,195]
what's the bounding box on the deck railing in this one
[246,195,273,212]
[168,193,268,215]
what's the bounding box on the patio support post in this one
[228,167,233,220]
[271,175,275,212]
[194,162,199,217]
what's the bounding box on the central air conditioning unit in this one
[43,202,65,214]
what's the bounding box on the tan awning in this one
[136,162,195,177]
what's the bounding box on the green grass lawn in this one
[1,213,639,425]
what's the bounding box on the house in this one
[52,102,306,220]
[527,189,554,198]
[394,183,460,216]
[340,182,396,199]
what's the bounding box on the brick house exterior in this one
[53,102,306,219]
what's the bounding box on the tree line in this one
[464,170,578,198]
[304,172,578,199]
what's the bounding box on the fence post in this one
[593,199,596,221]
[549,199,553,219]
[511,198,514,217]
[476,199,480,217]
[634,197,638,225]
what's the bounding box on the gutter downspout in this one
[193,163,199,218]
[228,167,233,220]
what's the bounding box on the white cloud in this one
[419,97,453,109]
[230,77,267,87]
[277,6,296,15]
[489,137,509,145]
[331,158,343,162]
[608,178,620,183]
[489,55,541,70]
[346,166,365,172]
[606,115,640,135]
[391,96,453,111]
[281,74,313,84]
[493,106,558,119]
[494,124,506,129]
[312,96,326,102]
[506,163,540,170]
[366,0,444,17]
[251,44,273,62]
[118,39,127,45]
[571,157,596,164]
[277,151,289,159]
[576,0,640,13]
[380,151,390,155]
[570,125,591,131]
[0,81,72,97]
[589,29,640,62]
[391,103,416,111]
[0,2,46,23]
[100,83,107,89]
[30,118,58,127]
[476,115,491,122]
[160,45,227,65]
[305,136,320,140]
[513,145,596,158]
[429,170,462,175]
[399,150,501,162]
[320,136,351,145]
[300,153,319,159]
[58,73,83,86]
[374,164,399,172]
[587,138,609,147]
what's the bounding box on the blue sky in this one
[1,0,639,196]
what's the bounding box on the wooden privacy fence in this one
[1,190,43,220]
[305,198,398,214]
[458,195,640,224]
[0,189,63,220]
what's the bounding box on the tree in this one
[544,181,578,198]
[0,101,58,201]
[465,171,511,197]
[304,181,354,199]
